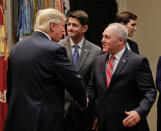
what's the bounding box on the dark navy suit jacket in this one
[5,31,87,131]
[87,49,156,131]
[127,39,139,54]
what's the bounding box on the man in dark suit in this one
[156,56,161,131]
[5,8,87,131]
[115,11,139,54]
[59,10,102,131]
[87,23,156,131]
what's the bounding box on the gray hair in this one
[107,23,128,42]
[34,8,66,32]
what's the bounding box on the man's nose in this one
[101,37,106,43]
[134,26,137,31]
[68,24,73,29]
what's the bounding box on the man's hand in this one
[75,98,89,110]
[123,110,141,127]
[92,117,98,131]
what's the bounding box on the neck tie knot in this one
[74,44,79,49]
[110,55,115,61]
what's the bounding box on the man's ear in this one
[50,22,55,32]
[120,37,124,42]
[119,37,125,46]
[83,25,88,33]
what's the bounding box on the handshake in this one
[75,97,89,110]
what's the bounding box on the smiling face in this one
[102,28,120,54]
[67,17,88,43]
[101,25,126,55]
[125,19,137,37]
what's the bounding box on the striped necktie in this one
[106,55,115,87]
[72,44,79,69]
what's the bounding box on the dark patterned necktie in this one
[106,55,115,88]
[72,44,79,69]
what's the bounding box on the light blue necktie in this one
[72,44,79,69]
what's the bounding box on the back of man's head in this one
[67,10,89,26]
[115,11,137,24]
[34,8,66,32]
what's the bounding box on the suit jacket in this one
[127,39,139,54]
[5,31,87,131]
[156,56,161,108]
[87,49,156,131]
[59,36,102,131]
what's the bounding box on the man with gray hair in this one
[5,8,87,131]
[87,23,156,131]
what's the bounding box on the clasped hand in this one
[75,98,89,110]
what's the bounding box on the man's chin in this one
[68,32,75,37]
[103,49,109,54]
[68,35,76,39]
[128,34,133,37]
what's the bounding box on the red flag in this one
[0,56,8,131]
[0,4,8,131]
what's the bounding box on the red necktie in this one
[106,55,115,88]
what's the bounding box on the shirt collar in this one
[126,41,131,51]
[35,29,52,40]
[110,47,126,61]
[70,37,84,49]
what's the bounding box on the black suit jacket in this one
[5,32,87,131]
[87,49,156,131]
[127,39,139,54]
[59,36,102,131]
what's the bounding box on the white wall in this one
[118,0,161,131]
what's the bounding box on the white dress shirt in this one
[126,41,131,51]
[70,37,84,56]
[108,47,126,74]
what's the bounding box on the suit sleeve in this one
[134,57,157,119]
[50,46,87,108]
[86,60,97,102]
[156,56,161,93]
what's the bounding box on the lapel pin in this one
[122,59,126,62]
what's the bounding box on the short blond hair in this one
[34,8,66,32]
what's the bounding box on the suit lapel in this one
[76,39,89,72]
[101,49,130,89]
[63,37,73,62]
[110,48,129,83]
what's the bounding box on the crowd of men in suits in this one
[4,8,158,131]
